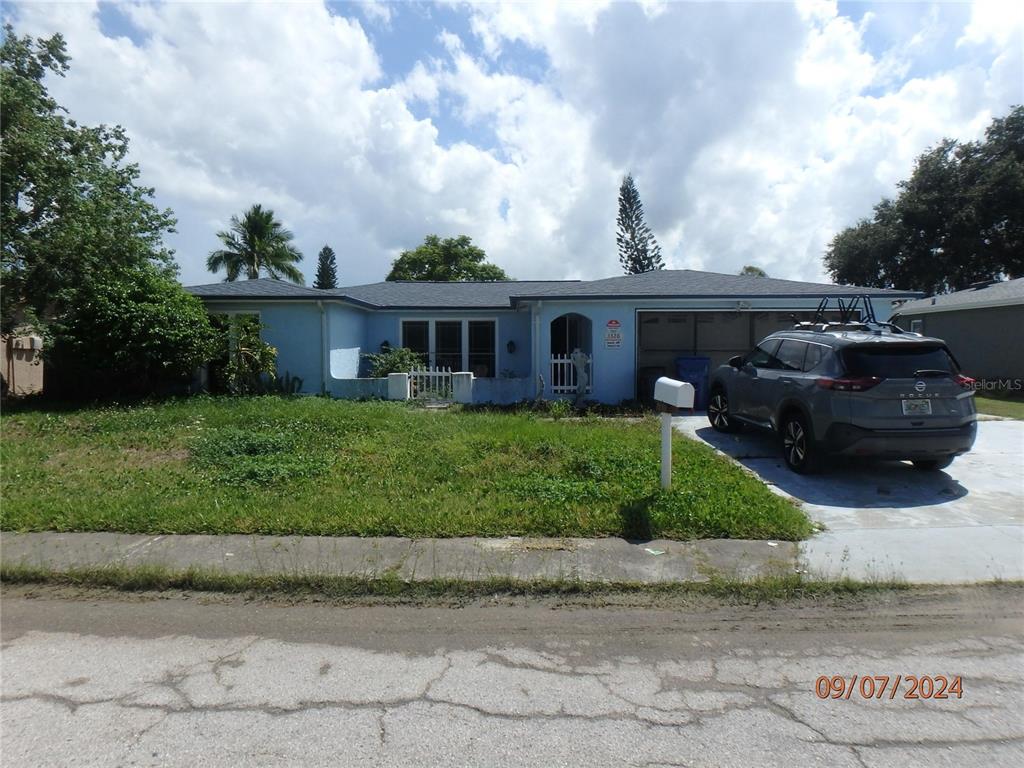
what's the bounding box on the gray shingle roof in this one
[334,280,576,308]
[893,278,1024,316]
[184,278,576,308]
[185,270,921,309]
[509,270,921,301]
[186,279,320,299]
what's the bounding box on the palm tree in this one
[207,204,304,283]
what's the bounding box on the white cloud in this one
[6,0,1022,286]
[959,0,1024,48]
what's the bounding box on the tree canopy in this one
[825,106,1024,294]
[314,245,338,289]
[47,264,216,397]
[1,24,177,333]
[207,204,304,283]
[739,265,767,277]
[616,174,664,274]
[386,235,509,281]
[1,24,215,397]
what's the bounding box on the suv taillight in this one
[955,374,975,389]
[816,376,882,392]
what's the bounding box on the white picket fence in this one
[410,367,453,401]
[549,355,592,395]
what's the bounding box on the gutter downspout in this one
[318,300,327,396]
[532,301,542,399]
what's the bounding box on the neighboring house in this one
[185,270,920,404]
[892,278,1024,383]
[1,331,44,397]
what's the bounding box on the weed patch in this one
[189,427,331,485]
[2,397,813,541]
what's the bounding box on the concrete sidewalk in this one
[0,532,797,585]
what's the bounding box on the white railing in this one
[549,355,592,395]
[410,367,453,401]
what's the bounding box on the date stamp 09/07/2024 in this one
[815,675,963,701]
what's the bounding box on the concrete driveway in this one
[674,414,1024,584]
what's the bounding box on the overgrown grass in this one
[0,562,905,604]
[975,394,1024,420]
[0,397,812,541]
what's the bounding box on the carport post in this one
[660,410,672,489]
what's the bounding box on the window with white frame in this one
[400,319,497,375]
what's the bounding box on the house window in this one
[469,321,496,378]
[910,319,923,334]
[400,319,498,375]
[435,321,462,371]
[401,321,429,364]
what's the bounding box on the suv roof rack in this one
[790,295,911,335]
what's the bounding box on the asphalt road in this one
[2,586,1023,767]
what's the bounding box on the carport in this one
[635,309,835,396]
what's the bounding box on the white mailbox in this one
[652,377,694,490]
[653,377,695,409]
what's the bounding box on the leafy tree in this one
[1,24,219,399]
[207,204,304,283]
[616,174,664,274]
[739,265,767,277]
[314,244,338,289]
[47,264,217,396]
[386,235,509,281]
[1,25,177,333]
[825,106,1024,294]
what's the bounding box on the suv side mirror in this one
[728,355,744,368]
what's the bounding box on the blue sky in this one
[7,1,1023,286]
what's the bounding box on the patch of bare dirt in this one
[43,446,188,469]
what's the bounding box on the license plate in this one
[902,399,932,416]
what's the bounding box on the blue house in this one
[186,270,919,405]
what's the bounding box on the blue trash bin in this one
[674,356,711,410]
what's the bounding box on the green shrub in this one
[210,315,277,395]
[546,399,573,420]
[46,265,217,397]
[363,347,424,377]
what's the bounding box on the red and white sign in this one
[604,319,622,349]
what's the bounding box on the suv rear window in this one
[841,345,958,378]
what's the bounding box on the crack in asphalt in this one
[5,638,1022,755]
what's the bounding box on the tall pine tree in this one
[314,245,338,289]
[616,174,664,274]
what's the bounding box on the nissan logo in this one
[914,381,926,393]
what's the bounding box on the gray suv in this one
[707,327,977,473]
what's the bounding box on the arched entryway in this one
[549,313,592,395]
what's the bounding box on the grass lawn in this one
[975,394,1024,420]
[0,397,812,541]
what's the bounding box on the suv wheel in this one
[781,411,822,474]
[708,388,740,433]
[912,457,955,471]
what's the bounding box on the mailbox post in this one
[653,377,696,489]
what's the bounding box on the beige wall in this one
[896,305,1023,381]
[2,335,44,396]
